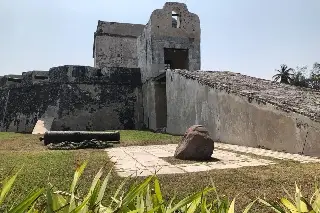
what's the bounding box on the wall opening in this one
[171,11,180,28]
[154,74,167,129]
[7,77,22,83]
[34,75,48,80]
[164,48,189,70]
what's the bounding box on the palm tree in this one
[273,64,294,84]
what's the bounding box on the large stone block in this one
[174,125,214,160]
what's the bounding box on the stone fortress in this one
[1,2,320,156]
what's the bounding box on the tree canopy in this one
[273,62,320,90]
[273,64,294,84]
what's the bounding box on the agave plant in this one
[1,162,257,213]
[44,162,116,213]
[0,168,44,213]
[43,161,218,213]
[273,64,294,84]
[259,183,320,213]
[42,162,258,213]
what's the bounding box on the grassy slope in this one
[0,131,180,209]
[1,131,320,211]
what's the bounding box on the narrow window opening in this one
[34,75,48,80]
[96,69,103,77]
[7,77,22,83]
[171,11,180,28]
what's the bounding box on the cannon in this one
[40,131,120,145]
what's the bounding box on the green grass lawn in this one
[1,131,320,211]
[0,130,181,210]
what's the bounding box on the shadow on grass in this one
[13,131,34,134]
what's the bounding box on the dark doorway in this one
[164,48,189,70]
[154,74,167,129]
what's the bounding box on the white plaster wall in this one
[166,71,320,156]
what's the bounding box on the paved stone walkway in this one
[106,143,320,177]
[215,143,320,163]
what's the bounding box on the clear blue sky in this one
[0,0,319,80]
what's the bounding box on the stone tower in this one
[137,2,201,130]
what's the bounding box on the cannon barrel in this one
[42,131,120,145]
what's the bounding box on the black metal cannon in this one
[40,131,120,145]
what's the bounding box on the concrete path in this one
[216,143,320,163]
[106,143,320,177]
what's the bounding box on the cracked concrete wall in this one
[155,81,167,128]
[138,2,200,130]
[142,81,156,130]
[166,71,320,157]
[0,65,143,132]
[137,24,155,129]
[137,24,153,82]
[93,21,145,69]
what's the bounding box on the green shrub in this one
[0,168,44,213]
[1,162,256,213]
[259,183,320,213]
[2,162,320,212]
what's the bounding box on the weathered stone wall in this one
[22,71,49,85]
[0,84,60,132]
[141,81,156,129]
[166,70,320,157]
[0,65,143,132]
[93,21,145,68]
[0,75,23,87]
[137,23,155,128]
[139,2,200,83]
[155,81,167,128]
[137,23,153,83]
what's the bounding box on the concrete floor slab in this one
[114,162,145,170]
[215,143,320,163]
[106,142,320,177]
[138,159,171,167]
[177,164,212,173]
[117,169,153,177]
[150,166,185,175]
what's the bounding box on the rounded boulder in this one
[174,125,214,160]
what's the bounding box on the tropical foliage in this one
[274,62,320,90]
[273,64,294,84]
[259,183,320,213]
[1,162,320,212]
